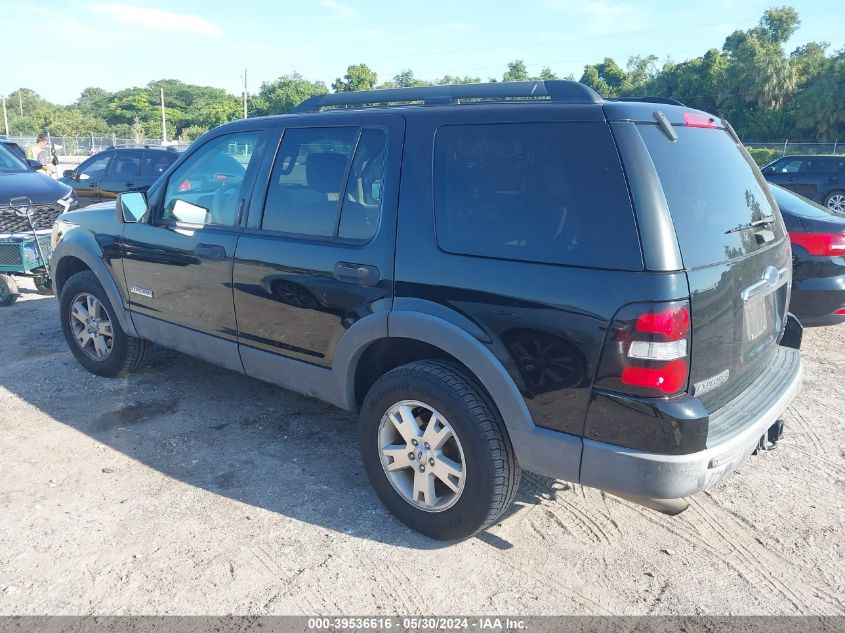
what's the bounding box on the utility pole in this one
[242,68,248,119]
[160,87,167,144]
[18,92,22,116]
[2,96,8,136]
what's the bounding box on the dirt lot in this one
[0,279,843,615]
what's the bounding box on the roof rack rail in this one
[608,96,686,106]
[293,80,603,113]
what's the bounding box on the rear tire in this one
[360,360,521,540]
[0,274,19,306]
[824,190,845,214]
[59,270,147,377]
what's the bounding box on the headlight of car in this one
[57,189,77,214]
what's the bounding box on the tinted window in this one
[0,143,27,173]
[142,151,176,178]
[639,124,785,268]
[809,158,843,174]
[78,152,112,180]
[162,131,260,226]
[108,150,142,177]
[777,159,804,173]
[262,127,357,237]
[433,122,642,269]
[338,129,387,242]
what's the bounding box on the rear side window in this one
[108,150,141,178]
[433,122,642,270]
[639,124,785,268]
[262,127,387,242]
[142,151,176,177]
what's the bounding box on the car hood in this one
[0,171,72,206]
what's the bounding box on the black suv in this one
[50,81,803,540]
[59,146,179,208]
[762,154,845,214]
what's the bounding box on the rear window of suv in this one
[433,122,643,270]
[638,124,785,269]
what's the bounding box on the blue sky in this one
[3,0,844,104]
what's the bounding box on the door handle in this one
[194,243,227,261]
[125,182,134,187]
[333,262,379,285]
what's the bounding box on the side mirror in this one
[762,167,774,175]
[27,159,43,171]
[63,169,76,179]
[117,191,148,224]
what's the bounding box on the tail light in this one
[789,232,845,257]
[683,112,718,129]
[595,301,691,398]
[834,308,845,315]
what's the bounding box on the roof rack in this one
[608,96,686,106]
[293,80,603,113]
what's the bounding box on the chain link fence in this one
[745,141,844,156]
[7,134,191,160]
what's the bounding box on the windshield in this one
[770,183,840,220]
[638,124,785,268]
[0,143,29,174]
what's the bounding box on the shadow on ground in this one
[1,294,567,550]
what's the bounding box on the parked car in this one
[769,183,845,326]
[0,140,76,215]
[50,81,803,540]
[59,146,179,208]
[0,136,28,164]
[762,154,845,213]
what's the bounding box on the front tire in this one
[59,270,147,377]
[360,360,521,540]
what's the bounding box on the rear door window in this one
[142,151,176,178]
[638,124,785,268]
[433,122,642,270]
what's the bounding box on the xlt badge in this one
[128,285,153,299]
[694,369,730,396]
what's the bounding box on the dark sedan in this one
[771,183,845,326]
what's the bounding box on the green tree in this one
[580,58,626,96]
[435,75,481,85]
[503,60,529,82]
[534,66,558,81]
[251,73,328,115]
[332,64,377,92]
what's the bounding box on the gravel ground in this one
[0,279,843,615]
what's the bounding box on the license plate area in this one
[744,294,768,341]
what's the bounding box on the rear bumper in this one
[579,346,802,499]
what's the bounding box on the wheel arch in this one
[335,309,584,482]
[51,236,137,337]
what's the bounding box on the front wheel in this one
[360,360,521,540]
[824,190,845,214]
[0,274,19,306]
[59,270,148,377]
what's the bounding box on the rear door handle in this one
[195,243,227,261]
[333,262,379,285]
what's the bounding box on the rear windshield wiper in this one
[725,215,776,234]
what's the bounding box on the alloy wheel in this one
[826,193,845,214]
[69,292,114,361]
[378,400,466,512]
